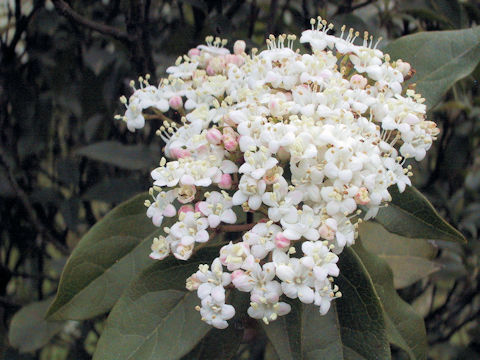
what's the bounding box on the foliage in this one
[1,0,479,359]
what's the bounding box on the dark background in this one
[0,0,479,359]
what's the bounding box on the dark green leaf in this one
[75,141,158,170]
[47,193,167,320]
[359,221,439,288]
[374,186,466,243]
[9,297,65,353]
[353,241,427,360]
[93,246,222,360]
[385,26,480,109]
[263,248,390,360]
[82,178,146,203]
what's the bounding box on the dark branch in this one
[0,148,69,255]
[51,0,130,43]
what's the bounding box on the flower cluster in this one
[117,18,438,329]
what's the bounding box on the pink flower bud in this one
[223,136,238,151]
[233,40,246,55]
[168,95,183,110]
[206,128,222,144]
[188,48,201,57]
[231,269,244,281]
[225,54,244,67]
[350,74,368,89]
[178,204,194,215]
[319,219,337,241]
[206,65,216,76]
[195,201,201,213]
[275,232,290,249]
[218,174,232,189]
[170,148,191,159]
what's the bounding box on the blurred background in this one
[0,0,479,359]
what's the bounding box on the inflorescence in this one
[116,17,438,329]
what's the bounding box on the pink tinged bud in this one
[168,95,183,110]
[319,224,336,241]
[233,40,246,55]
[206,65,216,76]
[170,148,191,159]
[188,48,201,57]
[194,202,202,213]
[225,54,244,67]
[206,128,223,144]
[218,174,232,189]
[350,74,368,89]
[354,187,370,205]
[178,204,194,215]
[223,136,238,151]
[275,233,290,249]
[231,270,245,281]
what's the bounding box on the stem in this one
[51,0,130,43]
[218,223,256,232]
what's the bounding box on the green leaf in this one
[9,297,66,353]
[353,241,427,360]
[374,186,466,243]
[384,26,480,109]
[75,141,158,170]
[359,221,440,288]
[263,247,390,360]
[47,193,169,320]
[93,246,222,360]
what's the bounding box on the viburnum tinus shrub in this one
[48,17,468,360]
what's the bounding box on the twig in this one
[51,0,130,43]
[0,148,69,255]
[218,223,257,232]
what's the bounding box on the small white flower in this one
[194,258,231,299]
[197,191,237,228]
[199,293,235,329]
[219,241,250,271]
[170,211,209,245]
[232,174,266,210]
[146,191,176,227]
[280,205,321,241]
[242,223,282,259]
[276,258,315,304]
[247,298,291,324]
[300,241,339,281]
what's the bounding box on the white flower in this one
[146,191,176,227]
[276,258,315,304]
[199,293,235,329]
[151,160,185,188]
[300,241,339,281]
[314,278,337,315]
[219,241,250,271]
[194,258,231,299]
[170,211,209,246]
[242,222,282,259]
[280,205,321,241]
[239,147,278,180]
[247,298,291,324]
[232,174,266,210]
[149,235,173,260]
[197,191,237,228]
